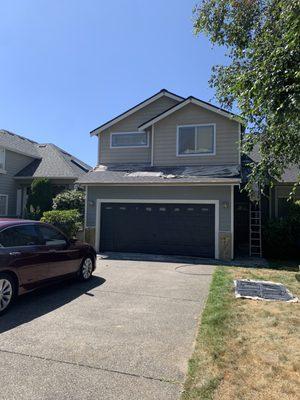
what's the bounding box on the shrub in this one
[26,178,53,219]
[41,209,82,238]
[52,189,85,216]
[263,200,300,259]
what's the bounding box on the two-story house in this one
[78,89,244,260]
[0,130,92,217]
[79,89,299,260]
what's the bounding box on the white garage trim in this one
[95,199,220,259]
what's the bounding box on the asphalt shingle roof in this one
[0,130,91,179]
[77,164,241,184]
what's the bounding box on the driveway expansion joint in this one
[0,348,181,386]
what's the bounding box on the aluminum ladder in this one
[249,201,262,257]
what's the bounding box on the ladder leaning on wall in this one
[249,200,262,257]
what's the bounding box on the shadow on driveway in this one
[0,276,106,334]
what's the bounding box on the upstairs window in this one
[177,124,215,156]
[111,132,148,148]
[0,147,5,170]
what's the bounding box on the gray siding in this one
[0,150,35,216]
[86,185,232,231]
[99,96,179,164]
[153,103,240,166]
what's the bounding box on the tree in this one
[193,0,300,197]
[52,189,85,216]
[26,178,53,219]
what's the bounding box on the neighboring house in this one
[78,89,299,260]
[0,129,92,217]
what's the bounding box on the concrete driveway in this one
[0,255,215,400]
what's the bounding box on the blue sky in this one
[0,0,228,166]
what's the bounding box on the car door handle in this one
[48,249,57,253]
[9,251,21,256]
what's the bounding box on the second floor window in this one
[0,147,5,170]
[111,132,148,148]
[177,124,215,156]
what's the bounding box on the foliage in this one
[26,178,53,219]
[263,201,300,259]
[193,0,300,198]
[41,209,82,238]
[52,189,85,216]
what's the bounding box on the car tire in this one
[78,257,94,281]
[0,273,17,316]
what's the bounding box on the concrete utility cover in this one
[234,279,299,302]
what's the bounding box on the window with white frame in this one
[177,125,215,156]
[0,195,8,216]
[0,147,5,170]
[111,132,148,148]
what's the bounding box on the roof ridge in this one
[45,144,78,176]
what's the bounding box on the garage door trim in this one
[95,199,219,259]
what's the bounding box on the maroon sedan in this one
[0,218,96,315]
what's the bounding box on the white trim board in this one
[95,198,220,259]
[139,97,242,130]
[90,90,183,136]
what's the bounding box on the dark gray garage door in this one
[100,202,215,258]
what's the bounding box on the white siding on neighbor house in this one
[0,150,35,216]
[86,185,232,232]
[153,103,240,166]
[98,96,179,164]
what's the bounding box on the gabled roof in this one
[90,89,184,136]
[0,129,92,179]
[138,96,242,130]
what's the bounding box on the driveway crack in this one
[0,348,181,386]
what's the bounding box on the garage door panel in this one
[100,202,215,258]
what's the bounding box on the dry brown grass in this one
[215,267,300,400]
[182,266,300,400]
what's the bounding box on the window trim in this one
[0,194,8,216]
[0,147,6,173]
[110,131,149,149]
[176,124,216,157]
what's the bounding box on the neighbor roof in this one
[77,163,241,185]
[248,145,299,183]
[90,89,184,136]
[0,129,40,158]
[0,129,92,179]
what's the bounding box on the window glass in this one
[111,132,148,147]
[38,225,67,246]
[0,225,41,248]
[0,195,8,216]
[0,147,5,170]
[178,125,214,155]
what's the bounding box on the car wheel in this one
[78,257,94,281]
[0,273,16,316]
